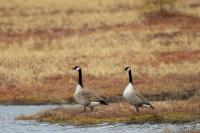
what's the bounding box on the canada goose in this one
[123,66,154,112]
[72,66,108,111]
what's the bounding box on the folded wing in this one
[82,89,108,105]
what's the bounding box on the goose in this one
[72,65,108,111]
[123,66,154,112]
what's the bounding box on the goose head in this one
[72,65,81,71]
[124,66,131,72]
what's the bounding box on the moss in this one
[71,117,129,125]
[17,100,200,125]
[18,111,200,125]
[35,115,129,125]
[161,112,197,123]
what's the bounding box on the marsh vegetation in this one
[0,0,199,126]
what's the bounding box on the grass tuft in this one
[17,100,200,125]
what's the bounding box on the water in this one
[0,105,199,133]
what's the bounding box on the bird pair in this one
[72,66,154,112]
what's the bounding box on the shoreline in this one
[17,100,200,125]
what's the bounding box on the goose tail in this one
[100,100,108,105]
[150,104,155,109]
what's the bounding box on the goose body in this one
[123,83,140,106]
[72,66,107,111]
[74,84,107,107]
[123,67,154,112]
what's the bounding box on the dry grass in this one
[0,0,200,104]
[175,0,200,17]
[17,99,200,125]
[163,127,200,133]
[0,73,199,104]
[0,0,146,34]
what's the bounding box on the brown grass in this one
[0,73,200,104]
[154,50,200,64]
[0,0,200,104]
[17,99,200,125]
[1,10,200,43]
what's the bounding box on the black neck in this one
[128,70,133,84]
[78,69,83,87]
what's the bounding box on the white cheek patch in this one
[76,67,80,71]
[127,68,131,71]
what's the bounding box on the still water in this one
[0,105,199,133]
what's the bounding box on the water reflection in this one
[0,105,199,133]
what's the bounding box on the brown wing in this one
[136,92,154,109]
[135,92,150,104]
[82,89,107,105]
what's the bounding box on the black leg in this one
[90,106,93,111]
[136,107,139,112]
[84,106,86,111]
